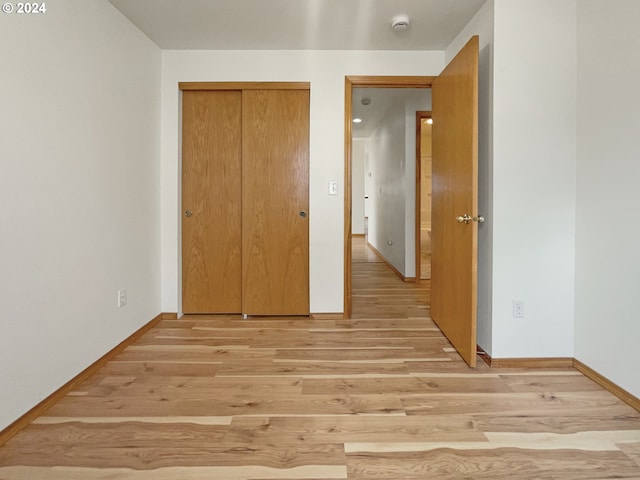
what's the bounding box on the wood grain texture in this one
[242,89,310,315]
[431,36,479,367]
[415,111,432,282]
[1,240,639,479]
[179,82,311,91]
[182,90,242,313]
[345,449,640,479]
[477,348,574,368]
[344,78,353,319]
[345,76,435,88]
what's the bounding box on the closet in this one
[181,83,310,316]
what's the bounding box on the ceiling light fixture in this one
[391,15,410,32]
[353,118,362,123]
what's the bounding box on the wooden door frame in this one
[344,76,435,318]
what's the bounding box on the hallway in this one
[351,236,430,319]
[0,239,639,478]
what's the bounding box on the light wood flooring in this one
[420,228,431,280]
[1,237,639,479]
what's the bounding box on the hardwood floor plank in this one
[1,423,229,450]
[484,430,640,448]
[345,449,640,479]
[224,416,486,443]
[474,414,640,434]
[401,391,639,416]
[33,416,233,425]
[82,376,304,398]
[96,362,220,377]
[252,337,445,348]
[114,349,276,362]
[302,376,514,395]
[216,363,410,376]
[346,429,640,452]
[273,358,453,364]
[334,320,436,329]
[0,465,348,479]
[45,395,406,417]
[501,374,605,392]
[307,329,443,338]
[276,348,452,362]
[152,328,262,338]
[0,440,345,469]
[134,337,252,347]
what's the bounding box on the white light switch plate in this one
[329,180,338,196]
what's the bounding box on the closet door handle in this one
[185,210,193,217]
[299,211,307,218]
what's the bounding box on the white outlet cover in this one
[512,300,524,318]
[118,288,127,308]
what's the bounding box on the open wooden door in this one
[431,36,479,367]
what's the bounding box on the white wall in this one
[404,93,432,278]
[161,50,445,314]
[489,0,577,358]
[575,0,640,397]
[446,1,495,354]
[0,1,161,430]
[364,151,372,219]
[352,140,366,235]
[367,102,407,273]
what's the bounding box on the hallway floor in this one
[0,238,639,478]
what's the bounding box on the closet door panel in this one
[182,90,242,313]
[242,89,310,315]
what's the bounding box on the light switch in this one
[329,180,338,196]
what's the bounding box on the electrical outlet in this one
[118,288,127,308]
[513,300,524,318]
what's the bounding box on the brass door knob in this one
[456,214,485,224]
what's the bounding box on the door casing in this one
[343,76,435,318]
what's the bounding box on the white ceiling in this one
[107,0,487,50]
[352,88,429,138]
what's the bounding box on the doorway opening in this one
[344,76,435,318]
[416,112,433,281]
[345,37,480,367]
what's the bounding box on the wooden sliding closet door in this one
[242,89,310,315]
[182,90,242,313]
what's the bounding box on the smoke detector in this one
[391,15,410,32]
